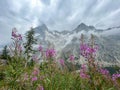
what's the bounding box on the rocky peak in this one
[74,23,95,32]
[34,24,48,34]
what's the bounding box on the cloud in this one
[0,0,120,45]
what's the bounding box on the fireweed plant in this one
[0,29,120,90]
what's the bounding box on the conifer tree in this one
[24,27,37,58]
[1,45,9,59]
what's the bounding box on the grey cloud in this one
[0,0,120,45]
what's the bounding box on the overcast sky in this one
[0,0,120,46]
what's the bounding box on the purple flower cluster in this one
[80,64,90,79]
[38,45,42,52]
[10,28,23,55]
[12,28,22,40]
[32,55,39,63]
[59,59,65,66]
[99,68,109,76]
[46,48,56,58]
[80,44,98,59]
[12,28,17,38]
[31,67,40,82]
[69,55,74,61]
[112,73,120,81]
[31,76,38,82]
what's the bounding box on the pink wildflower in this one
[69,55,74,61]
[80,64,90,79]
[32,55,39,63]
[31,76,38,82]
[59,59,65,66]
[80,44,98,59]
[46,48,56,58]
[18,34,22,40]
[12,28,17,38]
[112,73,120,81]
[11,28,22,40]
[80,72,90,79]
[99,68,109,76]
[38,45,42,52]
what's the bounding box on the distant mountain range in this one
[33,23,120,66]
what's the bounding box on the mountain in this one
[33,23,120,66]
[74,23,96,33]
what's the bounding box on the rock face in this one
[33,23,120,65]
